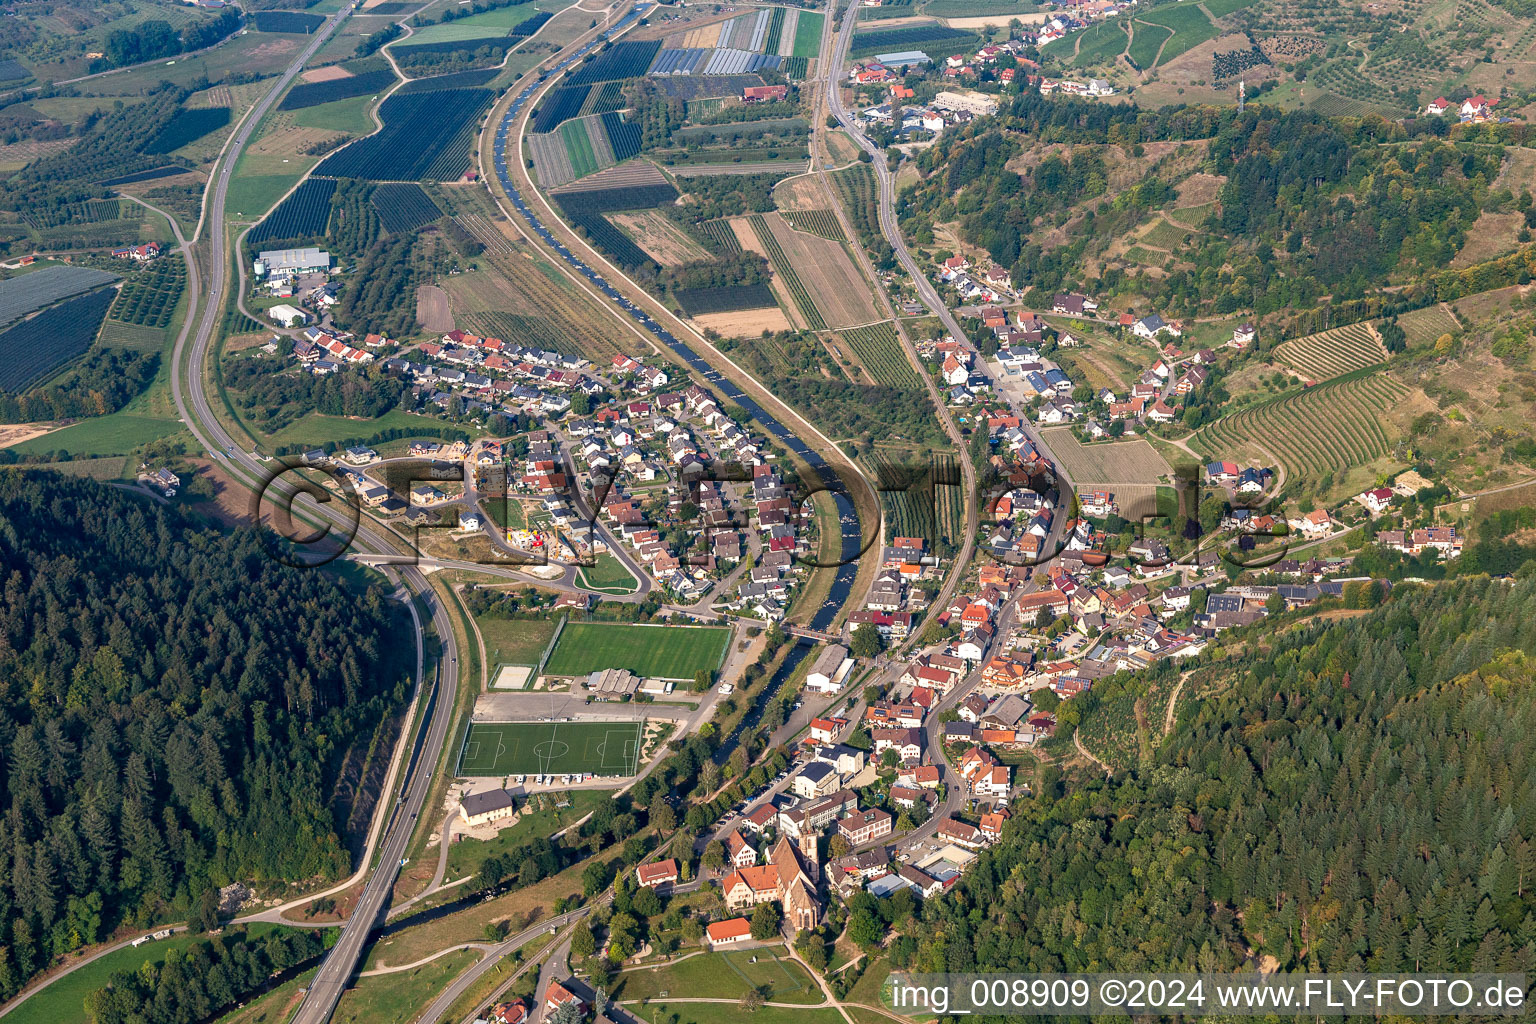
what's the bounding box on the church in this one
[719,834,823,931]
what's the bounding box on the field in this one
[1188,371,1412,496]
[606,209,708,266]
[612,950,821,1004]
[782,208,842,240]
[477,614,561,668]
[314,89,492,181]
[106,258,186,334]
[744,213,878,330]
[553,182,681,268]
[692,307,792,335]
[8,413,182,457]
[674,282,777,315]
[1127,20,1172,68]
[395,68,502,93]
[457,719,643,776]
[792,11,824,58]
[0,266,118,328]
[534,84,590,132]
[849,23,976,58]
[1072,21,1128,67]
[1134,3,1217,65]
[0,288,116,394]
[371,182,443,233]
[830,162,880,248]
[542,621,730,679]
[1273,322,1388,382]
[249,177,337,243]
[280,69,398,111]
[145,107,231,154]
[568,39,663,84]
[838,322,922,388]
[1040,427,1174,485]
[253,10,327,32]
[1394,305,1461,347]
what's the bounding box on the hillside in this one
[0,472,410,1000]
[886,575,1536,975]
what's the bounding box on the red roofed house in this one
[636,859,679,887]
[1425,96,1450,116]
[744,84,789,102]
[706,917,754,947]
[545,981,585,1016]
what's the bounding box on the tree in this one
[702,840,726,872]
[1265,590,1286,615]
[828,834,852,859]
[847,907,884,949]
[572,921,597,959]
[850,623,882,658]
[750,901,782,939]
[192,886,220,933]
[740,986,766,1012]
[550,1001,583,1024]
[651,799,677,834]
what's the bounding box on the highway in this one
[160,5,466,1022]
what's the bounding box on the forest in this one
[0,473,410,1000]
[223,352,409,431]
[908,96,1506,318]
[101,8,241,69]
[0,348,158,423]
[863,575,1536,981]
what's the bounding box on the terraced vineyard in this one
[783,209,842,240]
[1394,305,1461,347]
[748,214,825,330]
[1189,371,1410,494]
[839,322,920,388]
[1273,322,1388,381]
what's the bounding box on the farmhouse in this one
[636,859,680,888]
[459,788,517,828]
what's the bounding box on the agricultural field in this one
[1133,3,1217,65]
[849,23,976,58]
[371,182,443,234]
[782,209,842,240]
[442,251,633,361]
[253,10,327,32]
[528,113,636,189]
[394,67,502,92]
[1188,371,1412,497]
[553,182,682,268]
[865,446,940,552]
[106,258,186,335]
[477,614,560,668]
[792,10,824,58]
[249,177,337,244]
[457,720,643,777]
[1041,427,1174,486]
[606,209,708,266]
[314,88,493,180]
[1394,305,1461,348]
[280,68,398,110]
[0,266,119,329]
[1273,322,1388,382]
[674,282,778,316]
[534,84,590,132]
[744,213,879,330]
[0,288,116,394]
[830,162,880,249]
[1127,20,1171,69]
[838,322,921,389]
[144,106,232,154]
[568,39,662,84]
[697,218,741,252]
[542,621,730,679]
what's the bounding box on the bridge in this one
[786,624,842,644]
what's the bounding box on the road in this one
[153,4,469,1022]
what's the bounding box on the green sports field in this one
[458,720,642,776]
[542,622,730,680]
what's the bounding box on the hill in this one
[0,472,410,1000]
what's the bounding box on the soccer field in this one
[457,720,643,777]
[542,622,730,680]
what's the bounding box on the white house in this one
[806,644,850,693]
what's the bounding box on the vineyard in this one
[509,10,552,36]
[555,183,680,269]
[395,68,500,93]
[763,6,787,54]
[144,107,231,154]
[279,69,398,111]
[0,288,115,394]
[748,213,825,330]
[781,56,809,79]
[0,266,118,328]
[457,311,580,356]
[568,40,662,85]
[99,166,189,187]
[1189,371,1411,494]
[582,82,628,116]
[782,209,842,240]
[1394,305,1461,347]
[249,177,337,244]
[830,163,880,248]
[602,112,641,162]
[674,282,777,315]
[372,182,443,234]
[107,258,186,331]
[864,448,963,555]
[1273,322,1388,381]
[22,200,136,230]
[839,322,920,389]
[314,89,492,181]
[698,219,740,252]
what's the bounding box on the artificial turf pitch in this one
[458,720,643,776]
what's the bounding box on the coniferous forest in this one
[0,473,409,999]
[875,575,1536,980]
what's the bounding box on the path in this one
[360,942,493,977]
[1164,669,1193,734]
[1074,729,1114,777]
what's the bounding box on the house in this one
[809,717,844,744]
[1133,314,1171,340]
[1231,323,1257,347]
[839,807,894,847]
[744,84,789,102]
[545,981,585,1017]
[1287,508,1333,539]
[488,1000,528,1024]
[1147,399,1177,424]
[725,830,758,869]
[1360,487,1393,514]
[936,817,984,848]
[794,761,840,799]
[1051,293,1096,315]
[871,727,923,762]
[636,859,680,887]
[741,803,778,834]
[706,917,755,948]
[806,644,849,693]
[1425,96,1451,116]
[972,764,1012,798]
[1461,94,1495,119]
[459,788,517,827]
